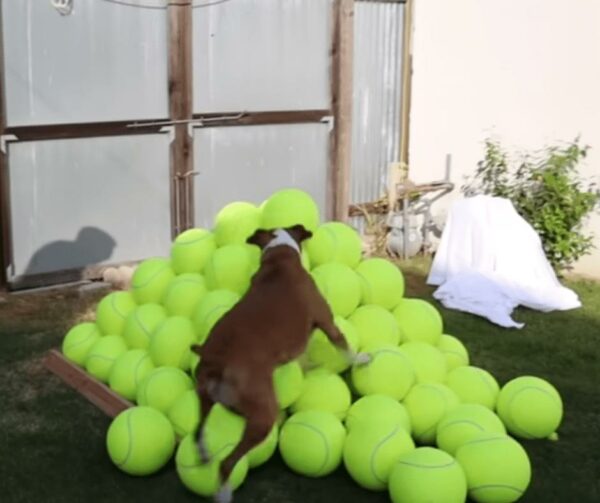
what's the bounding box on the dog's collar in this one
[262,229,301,255]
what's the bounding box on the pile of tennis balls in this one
[61,188,563,503]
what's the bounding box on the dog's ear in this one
[246,229,275,249]
[285,224,313,245]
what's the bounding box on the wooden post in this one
[168,0,194,237]
[0,1,11,291]
[44,350,133,418]
[399,0,414,169]
[331,0,354,222]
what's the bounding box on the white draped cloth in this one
[427,196,581,328]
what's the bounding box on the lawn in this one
[0,268,599,503]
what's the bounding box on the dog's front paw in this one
[353,352,372,366]
[214,484,233,503]
[198,437,211,464]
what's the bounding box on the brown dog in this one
[192,224,366,502]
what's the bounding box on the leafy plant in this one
[463,138,600,271]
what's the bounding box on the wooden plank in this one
[192,109,331,127]
[168,0,194,237]
[330,0,354,222]
[44,349,132,418]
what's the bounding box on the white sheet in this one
[427,196,581,328]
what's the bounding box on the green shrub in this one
[462,138,600,271]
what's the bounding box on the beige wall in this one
[408,0,600,276]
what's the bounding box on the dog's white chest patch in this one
[263,229,301,254]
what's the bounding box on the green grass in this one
[1,272,599,503]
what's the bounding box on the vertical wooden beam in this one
[331,0,354,222]
[399,0,414,169]
[0,2,11,291]
[168,0,194,237]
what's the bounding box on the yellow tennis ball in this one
[108,349,155,400]
[355,258,405,310]
[149,317,196,371]
[446,366,500,410]
[204,244,255,295]
[131,258,176,305]
[273,360,305,409]
[260,188,321,232]
[192,289,240,344]
[351,344,416,400]
[311,262,361,317]
[436,404,506,455]
[305,221,362,268]
[137,366,193,414]
[85,335,128,382]
[300,247,311,271]
[496,376,563,440]
[393,298,443,345]
[96,291,137,336]
[404,383,460,444]
[398,341,447,384]
[162,273,207,318]
[455,433,531,503]
[291,369,352,420]
[107,406,175,476]
[170,228,216,274]
[345,394,411,435]
[389,447,468,503]
[247,423,279,469]
[122,303,167,349]
[176,432,249,497]
[437,334,469,370]
[306,316,359,373]
[279,410,346,477]
[348,304,402,349]
[214,201,261,246]
[62,322,101,366]
[167,390,200,439]
[343,422,415,490]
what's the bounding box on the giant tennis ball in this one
[214,201,261,246]
[131,258,175,304]
[260,188,320,232]
[446,366,500,410]
[62,322,101,366]
[279,410,346,477]
[351,344,415,400]
[393,298,443,345]
[398,341,447,384]
[247,423,279,469]
[437,334,469,371]
[167,389,200,439]
[311,263,361,317]
[345,394,411,434]
[96,291,137,336]
[389,447,467,503]
[436,404,506,455]
[404,383,460,444]
[204,244,255,295]
[149,316,196,370]
[305,221,362,268]
[176,431,249,497]
[122,303,167,349]
[192,289,240,344]
[108,349,155,400]
[273,360,305,409]
[355,258,405,310]
[85,335,128,382]
[455,433,531,503]
[348,304,402,349]
[107,406,175,476]
[291,369,351,420]
[162,273,207,318]
[496,376,563,440]
[306,317,359,373]
[137,366,193,414]
[170,228,216,274]
[344,422,415,490]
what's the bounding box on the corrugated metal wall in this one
[350,0,405,231]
